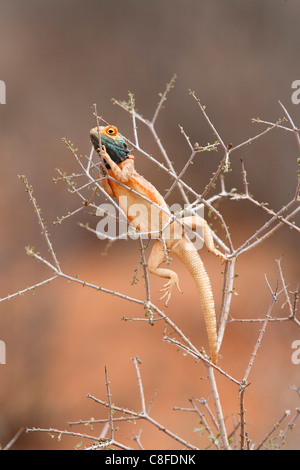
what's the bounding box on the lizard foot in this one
[209,248,228,262]
[159,275,182,307]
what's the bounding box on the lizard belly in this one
[108,173,170,236]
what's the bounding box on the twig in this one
[278,100,300,151]
[0,276,59,303]
[256,409,291,450]
[104,366,113,440]
[239,382,250,450]
[275,258,294,317]
[189,90,227,152]
[132,357,146,415]
[206,365,231,450]
[2,428,24,450]
[152,74,177,125]
[174,398,221,449]
[243,294,276,383]
[162,335,240,385]
[217,258,236,352]
[18,175,61,273]
[275,408,300,449]
[87,360,199,450]
[195,397,219,432]
[138,238,151,305]
[3,88,300,452]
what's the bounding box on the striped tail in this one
[172,238,218,364]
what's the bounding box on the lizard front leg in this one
[98,176,115,198]
[97,145,135,183]
[147,239,182,306]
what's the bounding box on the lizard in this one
[90,124,227,364]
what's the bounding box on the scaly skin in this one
[90,125,227,364]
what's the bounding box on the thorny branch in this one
[2,79,300,449]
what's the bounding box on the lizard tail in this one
[172,239,218,364]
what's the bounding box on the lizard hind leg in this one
[147,240,182,306]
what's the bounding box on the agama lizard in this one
[90,125,227,364]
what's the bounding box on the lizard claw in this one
[158,275,182,307]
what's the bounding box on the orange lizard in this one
[90,125,227,364]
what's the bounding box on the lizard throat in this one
[91,133,130,169]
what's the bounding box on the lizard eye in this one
[106,126,118,136]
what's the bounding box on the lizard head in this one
[90,125,130,166]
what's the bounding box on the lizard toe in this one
[158,275,182,306]
[159,289,171,306]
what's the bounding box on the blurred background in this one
[0,0,299,450]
